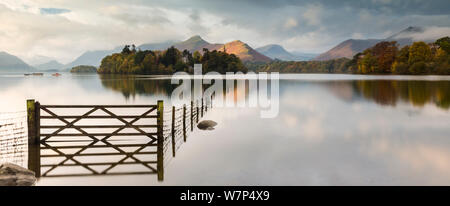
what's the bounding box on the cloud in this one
[302,4,323,26]
[40,8,71,15]
[282,32,335,53]
[1,0,450,62]
[395,26,450,41]
[0,3,186,63]
[351,33,364,39]
[284,18,298,29]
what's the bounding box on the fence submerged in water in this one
[0,98,214,182]
[0,111,28,168]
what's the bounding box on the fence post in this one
[190,101,193,132]
[196,100,199,124]
[27,99,41,177]
[201,98,204,117]
[171,106,176,157]
[183,104,186,142]
[156,100,164,181]
[27,100,37,144]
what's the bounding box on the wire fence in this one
[163,98,213,166]
[0,111,28,167]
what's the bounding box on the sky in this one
[1,0,450,64]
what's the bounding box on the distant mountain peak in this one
[314,39,382,61]
[230,40,244,43]
[218,41,271,63]
[189,34,202,39]
[405,26,424,32]
[257,44,287,53]
[226,40,248,47]
[184,35,208,43]
[314,26,435,61]
[256,44,317,61]
[388,26,424,40]
[0,51,35,72]
[174,35,214,52]
[35,60,64,71]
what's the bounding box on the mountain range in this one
[34,60,65,71]
[64,35,273,67]
[255,44,316,61]
[1,26,444,72]
[314,26,438,61]
[64,46,124,69]
[1,35,275,72]
[0,52,34,72]
[138,41,177,51]
[170,36,272,63]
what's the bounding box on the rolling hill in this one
[314,39,382,61]
[169,35,271,63]
[314,26,450,61]
[34,60,64,71]
[385,26,428,46]
[256,44,294,60]
[138,40,177,51]
[217,40,272,63]
[256,44,316,61]
[64,46,123,69]
[173,35,222,52]
[64,35,272,67]
[0,52,35,72]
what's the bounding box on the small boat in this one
[24,73,32,76]
[52,73,62,77]
[32,73,44,76]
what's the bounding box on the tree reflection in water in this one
[99,75,176,99]
[99,75,450,110]
[352,80,450,109]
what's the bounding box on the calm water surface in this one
[1,73,450,185]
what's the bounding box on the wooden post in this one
[196,100,199,123]
[183,104,186,142]
[190,101,193,132]
[156,100,164,181]
[27,100,41,177]
[27,100,37,144]
[171,106,175,157]
[205,98,208,112]
[35,101,40,145]
[211,96,213,109]
[201,98,204,117]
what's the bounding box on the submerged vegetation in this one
[98,45,247,74]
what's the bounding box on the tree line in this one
[98,45,247,74]
[257,37,450,75]
[259,58,351,73]
[348,37,450,74]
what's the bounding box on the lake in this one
[1,73,450,185]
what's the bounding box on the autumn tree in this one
[435,36,450,53]
[371,41,398,73]
[408,42,432,65]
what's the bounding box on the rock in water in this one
[197,120,218,130]
[0,163,36,186]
